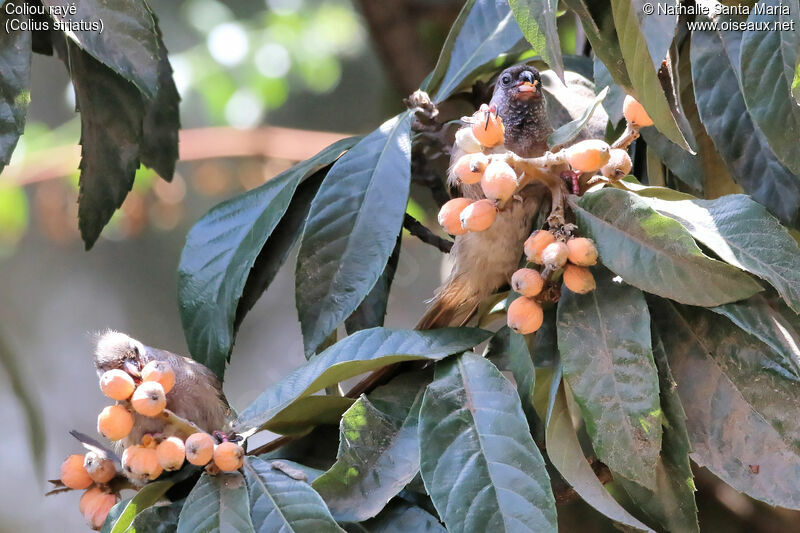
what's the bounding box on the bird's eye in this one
[501,74,512,85]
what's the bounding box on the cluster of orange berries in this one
[60,453,119,529]
[507,232,599,335]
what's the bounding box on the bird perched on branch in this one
[418,65,554,328]
[93,331,232,450]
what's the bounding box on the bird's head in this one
[493,65,543,103]
[93,330,148,378]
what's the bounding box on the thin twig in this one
[403,214,452,253]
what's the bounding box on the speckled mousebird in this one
[418,65,555,328]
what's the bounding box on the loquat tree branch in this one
[403,213,453,253]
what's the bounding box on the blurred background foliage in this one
[1,0,796,531]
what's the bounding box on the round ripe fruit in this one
[157,436,186,471]
[460,199,498,232]
[122,445,163,481]
[563,264,597,294]
[131,381,167,417]
[97,405,134,441]
[565,140,611,173]
[567,237,598,266]
[61,454,93,490]
[141,360,175,394]
[84,452,116,484]
[213,442,245,472]
[80,487,119,530]
[480,160,517,202]
[438,198,472,236]
[511,268,545,298]
[623,95,654,127]
[524,230,556,264]
[541,241,570,269]
[455,126,482,154]
[185,432,215,466]
[600,149,632,180]
[99,369,135,401]
[507,297,544,335]
[452,153,488,185]
[471,108,504,147]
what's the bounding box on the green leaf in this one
[108,480,175,533]
[639,128,704,192]
[345,236,400,334]
[313,372,429,522]
[640,194,800,314]
[484,326,537,423]
[556,268,661,489]
[0,331,44,480]
[57,41,144,249]
[243,456,344,532]
[691,21,800,227]
[631,0,677,69]
[424,0,523,102]
[419,353,557,533]
[651,299,800,509]
[619,177,696,201]
[712,293,800,381]
[593,58,625,125]
[740,0,800,176]
[573,188,763,306]
[361,500,446,533]
[616,328,699,533]
[234,327,491,434]
[563,0,631,89]
[296,114,411,356]
[262,396,355,436]
[0,9,31,170]
[545,384,652,532]
[139,21,180,180]
[178,138,356,378]
[127,499,184,533]
[177,472,255,533]
[509,0,564,81]
[547,87,608,149]
[42,0,161,99]
[610,0,691,149]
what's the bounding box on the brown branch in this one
[404,213,452,253]
[3,126,352,186]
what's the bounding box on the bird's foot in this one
[560,170,582,195]
[213,430,243,443]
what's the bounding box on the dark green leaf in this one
[641,194,800,313]
[102,499,132,533]
[139,21,180,180]
[58,41,143,249]
[0,331,44,480]
[640,128,704,192]
[424,0,523,101]
[361,500,446,533]
[573,188,762,306]
[609,0,691,149]
[593,58,625,125]
[651,299,800,509]
[691,21,800,227]
[128,499,184,533]
[109,480,175,533]
[631,0,677,69]
[619,177,696,201]
[545,384,652,532]
[234,327,491,434]
[243,456,343,532]
[177,472,255,533]
[509,0,564,81]
[563,0,631,89]
[547,87,608,149]
[179,138,356,378]
[42,0,161,99]
[262,396,355,436]
[345,235,400,334]
[0,10,31,170]
[712,294,800,381]
[484,326,537,423]
[296,114,411,356]
[616,328,699,533]
[419,353,557,533]
[313,372,429,522]
[557,268,661,489]
[740,0,800,176]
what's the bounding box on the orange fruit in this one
[99,369,135,401]
[524,230,556,264]
[566,237,598,266]
[511,268,545,298]
[157,436,186,471]
[80,486,119,530]
[141,360,175,394]
[471,105,504,147]
[563,264,596,294]
[213,442,245,472]
[565,140,611,173]
[131,381,167,417]
[438,198,472,236]
[61,454,93,490]
[507,297,544,335]
[84,452,116,484]
[480,160,517,202]
[600,149,632,180]
[541,241,569,269]
[97,405,134,441]
[121,445,163,482]
[460,199,497,232]
[623,95,654,127]
[185,432,215,466]
[452,153,488,185]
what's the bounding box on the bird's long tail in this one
[416,273,487,329]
